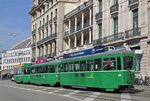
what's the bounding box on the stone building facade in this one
[30,0,150,76]
[1,38,31,79]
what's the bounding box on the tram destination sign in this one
[64,46,106,58]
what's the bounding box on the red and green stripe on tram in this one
[14,49,135,91]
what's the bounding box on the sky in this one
[0,0,33,52]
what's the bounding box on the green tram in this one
[14,64,31,83]
[60,50,135,91]
[14,49,135,91]
[30,60,60,86]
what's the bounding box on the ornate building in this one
[30,0,150,77]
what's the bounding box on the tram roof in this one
[31,49,133,66]
[61,49,134,62]
[31,60,61,67]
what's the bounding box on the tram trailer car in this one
[60,50,135,91]
[29,60,60,86]
[14,64,31,83]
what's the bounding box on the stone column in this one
[89,8,92,25]
[89,29,92,43]
[75,16,77,31]
[82,12,84,28]
[68,37,70,49]
[81,32,84,45]
[74,35,77,47]
[69,19,71,34]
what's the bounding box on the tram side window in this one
[117,57,121,70]
[80,61,86,71]
[103,57,116,70]
[87,60,93,71]
[123,56,133,70]
[24,68,30,74]
[69,63,74,72]
[74,62,80,72]
[64,63,69,72]
[60,64,63,72]
[49,65,55,73]
[94,59,101,71]
[31,68,36,74]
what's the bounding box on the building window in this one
[55,9,57,17]
[133,9,138,35]
[114,17,118,40]
[39,32,41,40]
[99,0,102,12]
[46,28,48,37]
[50,25,53,35]
[99,23,102,39]
[51,12,53,20]
[55,24,57,33]
[114,0,118,5]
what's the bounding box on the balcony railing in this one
[64,31,69,37]
[70,27,75,34]
[95,12,102,20]
[41,25,44,30]
[110,4,119,14]
[129,0,139,6]
[125,28,141,39]
[32,30,36,35]
[38,27,41,32]
[93,28,141,46]
[53,16,57,22]
[45,22,48,27]
[84,20,89,28]
[49,19,52,24]
[77,24,81,31]
[31,43,36,47]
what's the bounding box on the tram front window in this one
[123,56,133,70]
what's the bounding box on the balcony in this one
[125,28,141,39]
[84,20,89,28]
[95,12,102,21]
[110,4,119,18]
[93,32,124,46]
[49,19,52,25]
[128,0,139,10]
[129,0,139,6]
[41,25,44,30]
[38,27,41,32]
[31,43,36,47]
[64,0,93,20]
[45,22,48,27]
[70,27,75,34]
[53,16,57,22]
[32,30,36,35]
[64,31,69,37]
[77,24,81,31]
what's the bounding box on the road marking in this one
[64,90,80,97]
[36,87,54,91]
[83,92,101,101]
[121,93,131,101]
[48,88,64,94]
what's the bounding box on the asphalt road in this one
[0,80,78,101]
[0,80,150,101]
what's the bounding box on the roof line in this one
[11,37,31,50]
